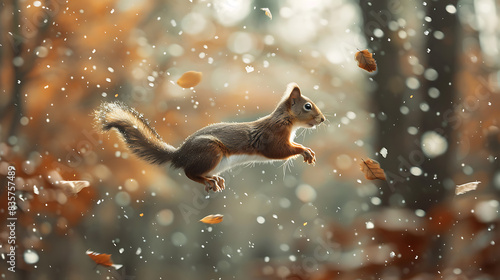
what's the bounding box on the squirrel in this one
[95,83,325,192]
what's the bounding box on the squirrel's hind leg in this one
[181,136,227,192]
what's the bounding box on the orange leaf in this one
[177,71,202,88]
[199,214,223,224]
[86,250,122,269]
[359,158,386,180]
[355,49,377,72]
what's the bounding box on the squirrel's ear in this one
[284,83,301,106]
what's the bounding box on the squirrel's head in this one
[279,83,325,128]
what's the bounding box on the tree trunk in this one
[360,0,459,211]
[360,0,420,208]
[417,0,459,210]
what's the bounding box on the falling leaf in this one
[86,250,123,270]
[176,71,202,88]
[45,170,90,195]
[354,49,377,72]
[199,214,223,224]
[455,181,480,195]
[59,180,90,195]
[303,222,308,226]
[139,213,144,217]
[379,147,388,158]
[261,8,272,19]
[359,158,386,180]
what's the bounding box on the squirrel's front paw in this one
[302,148,316,165]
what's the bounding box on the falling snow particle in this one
[421,131,448,158]
[257,216,265,224]
[445,4,457,14]
[410,166,423,176]
[24,250,39,264]
[415,209,426,217]
[245,65,254,73]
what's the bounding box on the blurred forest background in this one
[1,0,500,279]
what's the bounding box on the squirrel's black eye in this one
[303,102,312,111]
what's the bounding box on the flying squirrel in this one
[95,83,325,192]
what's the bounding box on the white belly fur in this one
[210,127,302,175]
[211,154,274,175]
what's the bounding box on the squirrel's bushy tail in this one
[95,102,176,165]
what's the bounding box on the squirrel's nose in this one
[320,116,325,123]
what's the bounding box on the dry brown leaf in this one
[261,8,272,19]
[199,214,223,224]
[359,158,386,180]
[86,250,122,270]
[177,71,202,88]
[455,181,480,195]
[355,49,377,72]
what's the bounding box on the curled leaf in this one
[355,49,377,72]
[46,170,90,195]
[177,71,202,88]
[200,214,223,224]
[359,158,386,181]
[455,181,480,195]
[261,8,272,19]
[86,250,123,270]
[59,180,90,195]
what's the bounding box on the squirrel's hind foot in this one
[204,176,226,193]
